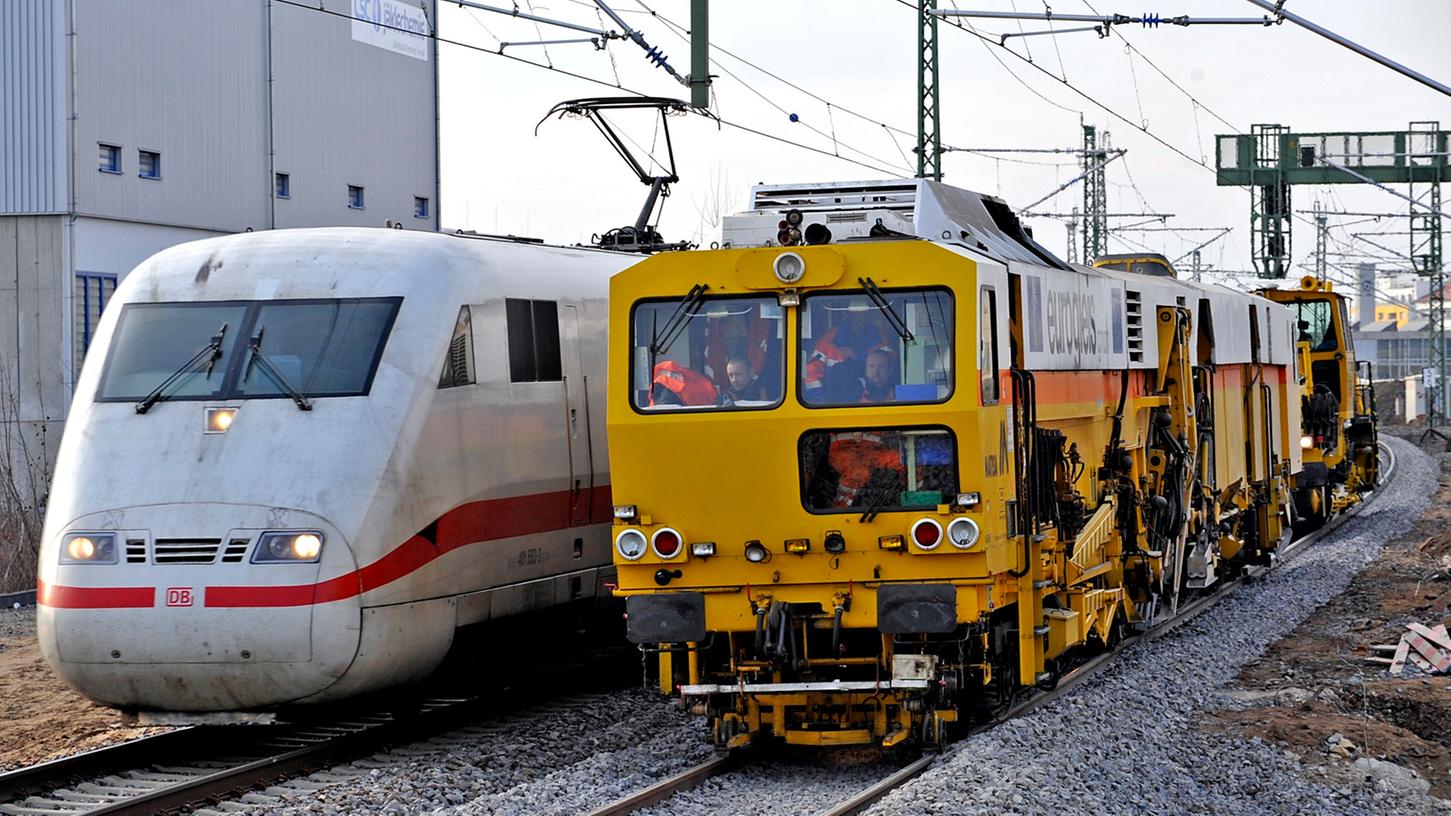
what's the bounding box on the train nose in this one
[36,505,362,711]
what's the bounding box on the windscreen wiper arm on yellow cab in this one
[245,328,312,411]
[649,282,709,357]
[135,322,228,415]
[858,277,914,342]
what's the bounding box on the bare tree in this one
[0,355,53,594]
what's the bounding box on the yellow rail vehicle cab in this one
[608,180,1320,750]
[1260,277,1379,522]
[610,239,1009,747]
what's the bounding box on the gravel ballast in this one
[633,750,903,816]
[0,603,36,644]
[204,689,711,816]
[868,435,1445,816]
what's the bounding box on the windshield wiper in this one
[245,328,312,411]
[135,323,228,414]
[650,283,708,357]
[858,277,913,342]
[858,484,895,524]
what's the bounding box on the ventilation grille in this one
[153,539,222,565]
[222,539,250,563]
[126,539,147,564]
[1126,290,1144,363]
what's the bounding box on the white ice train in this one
[36,228,637,712]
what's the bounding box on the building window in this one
[505,299,562,383]
[414,196,429,219]
[75,272,119,375]
[275,173,290,199]
[99,143,121,174]
[138,150,160,179]
[348,185,365,209]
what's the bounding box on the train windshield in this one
[631,295,785,411]
[237,301,400,397]
[799,289,953,406]
[97,298,401,402]
[98,303,249,400]
[799,427,957,513]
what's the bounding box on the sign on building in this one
[352,0,430,62]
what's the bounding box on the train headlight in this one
[60,532,117,564]
[205,407,237,434]
[744,541,770,563]
[955,492,981,508]
[947,517,981,550]
[612,504,638,520]
[690,541,716,558]
[1300,434,1315,449]
[252,531,326,563]
[651,528,683,559]
[910,519,943,550]
[615,529,647,561]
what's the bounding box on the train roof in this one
[117,227,638,306]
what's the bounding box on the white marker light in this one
[773,251,806,284]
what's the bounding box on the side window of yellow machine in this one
[980,287,999,405]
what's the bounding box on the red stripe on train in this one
[36,580,154,609]
[41,484,613,610]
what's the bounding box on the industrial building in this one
[1,0,440,477]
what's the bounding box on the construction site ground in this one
[1206,430,1451,801]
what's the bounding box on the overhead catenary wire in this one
[1241,0,1451,99]
[274,0,911,180]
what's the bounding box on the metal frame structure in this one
[1082,125,1108,262]
[916,2,942,181]
[1216,122,1449,425]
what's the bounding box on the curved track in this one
[585,443,1398,816]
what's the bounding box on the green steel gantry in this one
[1082,125,1109,262]
[917,2,942,181]
[1215,123,1449,424]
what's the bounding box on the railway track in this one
[584,442,1398,816]
[0,643,634,816]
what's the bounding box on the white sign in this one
[352,0,430,62]
[1425,367,1438,390]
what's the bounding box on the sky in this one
[433,0,1450,300]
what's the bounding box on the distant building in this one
[1,0,439,469]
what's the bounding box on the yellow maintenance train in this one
[606,180,1377,749]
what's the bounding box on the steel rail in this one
[0,644,638,815]
[587,443,1396,816]
[582,753,743,816]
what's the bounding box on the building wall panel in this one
[72,0,270,231]
[1,0,67,214]
[269,0,437,230]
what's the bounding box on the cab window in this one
[1295,300,1337,353]
[980,286,999,404]
[799,289,953,407]
[800,427,957,513]
[630,295,784,411]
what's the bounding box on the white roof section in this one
[723,179,1070,270]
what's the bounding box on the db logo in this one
[165,587,194,608]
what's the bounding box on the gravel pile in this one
[868,435,1446,816]
[634,750,901,816]
[0,603,36,644]
[206,689,711,816]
